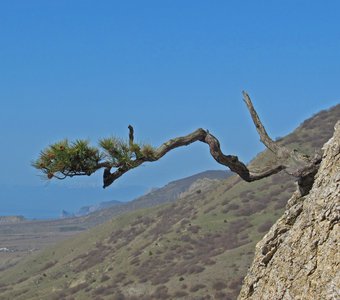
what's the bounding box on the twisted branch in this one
[103,92,320,194]
[103,127,285,188]
[35,91,321,195]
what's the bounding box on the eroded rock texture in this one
[239,121,340,300]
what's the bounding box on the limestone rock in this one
[238,121,340,300]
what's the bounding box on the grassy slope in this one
[0,170,229,272]
[79,170,231,228]
[0,104,339,300]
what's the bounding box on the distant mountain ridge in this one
[133,170,230,206]
[77,169,231,227]
[61,170,229,220]
[61,200,123,218]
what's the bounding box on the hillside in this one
[61,171,230,219]
[0,104,339,300]
[0,170,230,272]
[79,170,230,227]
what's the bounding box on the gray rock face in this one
[239,121,340,300]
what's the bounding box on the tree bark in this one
[103,127,286,188]
[103,92,321,195]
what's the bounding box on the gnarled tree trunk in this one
[103,92,321,194]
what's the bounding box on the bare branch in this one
[242,91,320,194]
[103,129,208,188]
[242,91,291,159]
[102,128,287,188]
[128,125,134,147]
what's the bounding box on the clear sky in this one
[0,1,339,218]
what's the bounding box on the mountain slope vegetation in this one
[0,104,339,300]
[0,170,230,274]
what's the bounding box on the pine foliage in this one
[33,139,101,179]
[33,137,156,180]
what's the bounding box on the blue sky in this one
[0,1,339,218]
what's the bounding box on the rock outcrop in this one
[238,121,340,300]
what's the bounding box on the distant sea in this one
[0,183,148,220]
[1,209,58,220]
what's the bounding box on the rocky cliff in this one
[239,121,340,300]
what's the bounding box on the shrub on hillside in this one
[189,283,206,292]
[100,274,110,282]
[173,290,189,298]
[257,220,273,233]
[228,276,243,291]
[152,285,170,299]
[187,265,205,274]
[212,281,227,290]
